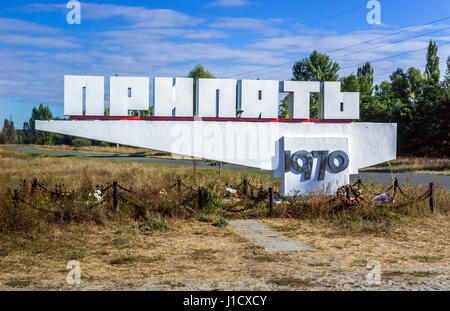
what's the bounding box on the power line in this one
[326,16,450,55]
[207,3,366,76]
[226,16,450,78]
[157,4,366,76]
[339,41,449,71]
[373,58,448,78]
[331,26,450,60]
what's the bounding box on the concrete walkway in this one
[229,219,315,252]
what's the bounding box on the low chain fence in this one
[6,176,439,220]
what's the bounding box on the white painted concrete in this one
[36,120,397,194]
[238,80,278,118]
[280,137,349,195]
[110,76,149,116]
[196,78,237,117]
[42,76,397,195]
[64,75,104,116]
[319,82,359,119]
[153,77,193,117]
[279,81,320,119]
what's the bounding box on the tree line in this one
[1,40,448,156]
[279,40,449,157]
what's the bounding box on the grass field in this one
[0,147,448,290]
[360,156,450,175]
[12,144,450,174]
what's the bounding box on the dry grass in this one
[0,147,448,235]
[362,156,450,174]
[0,147,267,191]
[0,217,448,290]
[20,144,170,158]
[0,146,448,289]
[261,215,450,271]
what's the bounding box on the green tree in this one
[406,67,424,103]
[291,51,340,118]
[424,40,440,85]
[390,68,410,105]
[292,50,340,81]
[278,95,289,118]
[340,74,360,92]
[357,62,374,97]
[0,118,18,144]
[444,56,450,89]
[189,64,214,80]
[23,104,54,145]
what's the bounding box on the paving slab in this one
[229,219,315,252]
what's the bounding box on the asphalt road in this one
[4,146,449,190]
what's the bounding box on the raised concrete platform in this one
[229,219,315,252]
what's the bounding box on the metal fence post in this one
[13,189,20,210]
[345,186,350,207]
[269,187,274,216]
[113,181,119,213]
[177,178,182,194]
[198,187,207,210]
[31,178,37,196]
[393,177,398,199]
[22,180,27,197]
[429,183,434,213]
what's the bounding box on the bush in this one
[99,141,110,147]
[139,217,169,231]
[72,137,92,148]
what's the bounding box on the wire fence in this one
[8,176,437,219]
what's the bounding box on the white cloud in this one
[209,17,283,36]
[0,18,60,34]
[17,3,199,28]
[207,0,252,7]
[1,3,449,110]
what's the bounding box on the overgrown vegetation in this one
[361,157,450,174]
[0,148,448,238]
[280,41,449,157]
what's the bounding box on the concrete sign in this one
[37,75,397,196]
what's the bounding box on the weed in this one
[191,249,218,261]
[410,255,444,263]
[350,259,368,267]
[384,270,439,277]
[268,277,313,288]
[308,262,331,267]
[6,278,31,288]
[110,255,138,265]
[212,218,229,227]
[139,218,169,232]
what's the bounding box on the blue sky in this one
[0,0,449,126]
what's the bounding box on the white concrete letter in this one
[238,80,278,118]
[110,76,149,116]
[279,81,320,119]
[154,77,193,117]
[319,82,359,120]
[196,78,237,117]
[64,75,104,116]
